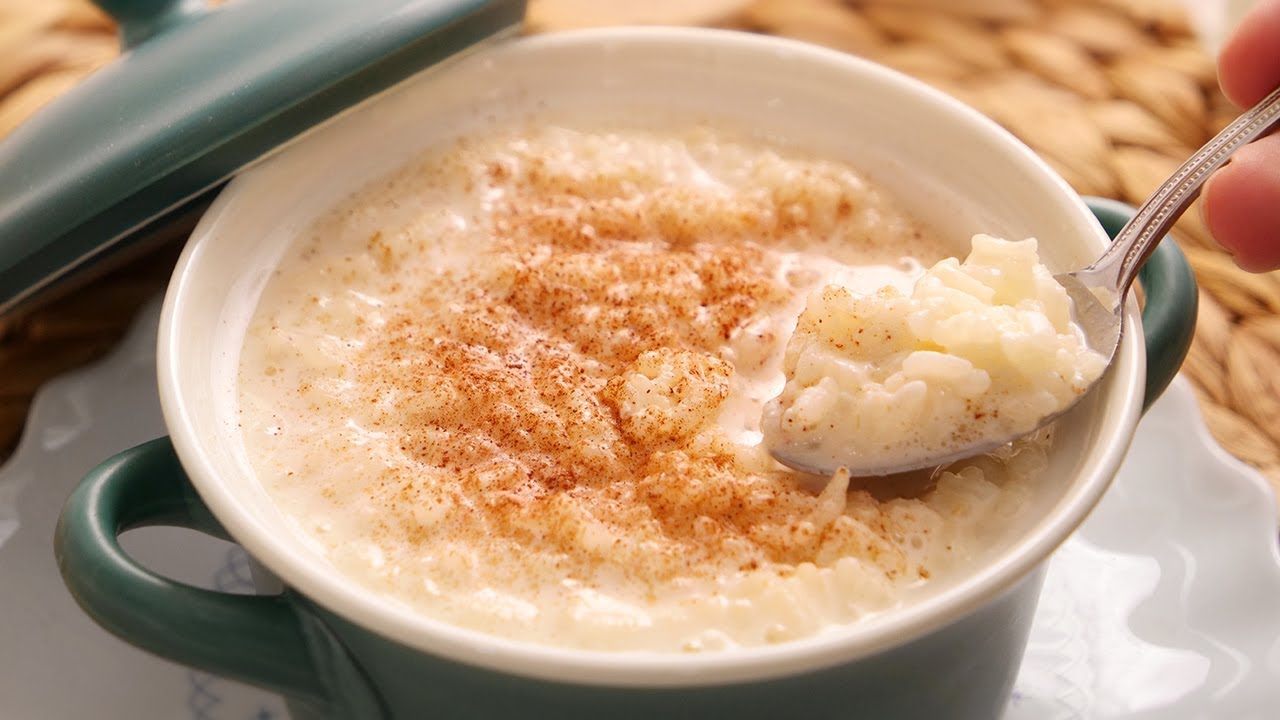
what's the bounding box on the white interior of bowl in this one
[158,28,1144,687]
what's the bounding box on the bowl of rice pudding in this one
[56,27,1196,720]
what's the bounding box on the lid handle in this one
[94,0,206,47]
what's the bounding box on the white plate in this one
[1,298,1277,719]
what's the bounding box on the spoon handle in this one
[1079,85,1280,297]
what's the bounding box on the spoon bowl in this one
[771,84,1280,478]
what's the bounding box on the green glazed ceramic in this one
[54,199,1195,718]
[0,0,524,316]
[55,29,1198,720]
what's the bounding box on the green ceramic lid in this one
[0,0,525,315]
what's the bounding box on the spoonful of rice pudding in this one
[766,87,1280,477]
[763,233,1108,477]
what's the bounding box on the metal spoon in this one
[771,85,1280,478]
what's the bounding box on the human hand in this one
[1203,0,1280,272]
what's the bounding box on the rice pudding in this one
[763,234,1107,475]
[237,123,1048,652]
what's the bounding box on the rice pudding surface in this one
[237,123,1047,652]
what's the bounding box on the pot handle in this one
[93,0,206,48]
[1084,197,1198,410]
[54,437,338,712]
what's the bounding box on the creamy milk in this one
[238,123,1045,652]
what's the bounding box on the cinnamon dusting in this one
[236,124,1027,651]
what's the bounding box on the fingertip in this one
[1218,0,1280,107]
[1201,136,1280,273]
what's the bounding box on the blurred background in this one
[1,0,1277,506]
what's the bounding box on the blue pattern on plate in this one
[185,546,281,719]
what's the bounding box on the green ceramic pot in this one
[55,29,1197,720]
[0,0,524,315]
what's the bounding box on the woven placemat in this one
[3,0,1278,503]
